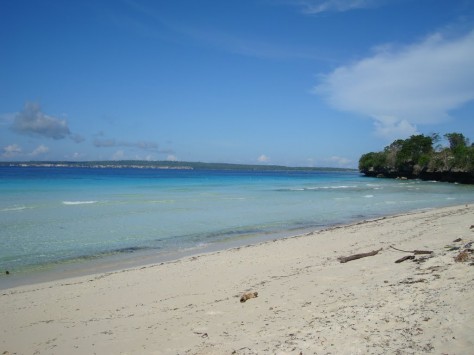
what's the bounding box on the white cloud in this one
[373,116,418,140]
[298,0,381,14]
[257,154,270,163]
[11,102,70,139]
[167,154,178,161]
[9,102,84,143]
[2,144,22,158]
[1,144,51,159]
[30,144,49,157]
[315,30,474,139]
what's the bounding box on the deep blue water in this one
[1,166,474,281]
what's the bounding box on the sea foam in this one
[62,201,98,205]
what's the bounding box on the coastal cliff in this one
[359,133,474,184]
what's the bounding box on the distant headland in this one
[359,133,474,184]
[0,160,356,172]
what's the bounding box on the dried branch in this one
[395,255,415,263]
[338,248,382,263]
[390,246,433,255]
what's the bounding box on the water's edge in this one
[0,205,439,291]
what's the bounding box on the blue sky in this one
[1,0,474,168]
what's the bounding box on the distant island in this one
[0,160,356,172]
[359,133,474,184]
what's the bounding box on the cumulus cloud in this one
[10,102,84,143]
[315,30,474,139]
[298,0,381,14]
[11,102,70,139]
[2,144,22,158]
[30,144,49,157]
[1,144,51,159]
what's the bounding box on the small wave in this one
[281,185,357,192]
[0,206,30,212]
[364,195,374,198]
[147,200,175,204]
[62,201,98,205]
[309,185,357,190]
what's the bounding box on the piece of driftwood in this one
[399,278,426,284]
[338,248,382,263]
[390,246,433,255]
[240,291,258,303]
[395,255,416,263]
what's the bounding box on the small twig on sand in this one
[390,246,433,255]
[338,248,382,263]
[395,255,416,263]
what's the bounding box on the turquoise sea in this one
[1,166,474,287]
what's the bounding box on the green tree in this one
[396,135,433,168]
[445,133,469,151]
[358,152,386,172]
[445,133,471,169]
[359,132,474,179]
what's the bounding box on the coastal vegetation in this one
[359,133,474,183]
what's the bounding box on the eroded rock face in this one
[361,166,474,184]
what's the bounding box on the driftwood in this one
[240,291,258,303]
[399,278,427,284]
[338,248,382,263]
[395,255,415,263]
[390,246,433,255]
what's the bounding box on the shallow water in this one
[1,166,474,285]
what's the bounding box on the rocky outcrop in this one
[361,166,474,184]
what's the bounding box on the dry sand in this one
[1,204,474,354]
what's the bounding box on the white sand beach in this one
[1,204,474,354]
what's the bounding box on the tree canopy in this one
[359,133,474,183]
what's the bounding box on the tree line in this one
[359,133,474,183]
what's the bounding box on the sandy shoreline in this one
[2,204,474,354]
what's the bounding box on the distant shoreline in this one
[0,160,357,172]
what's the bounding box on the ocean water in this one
[1,166,474,285]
